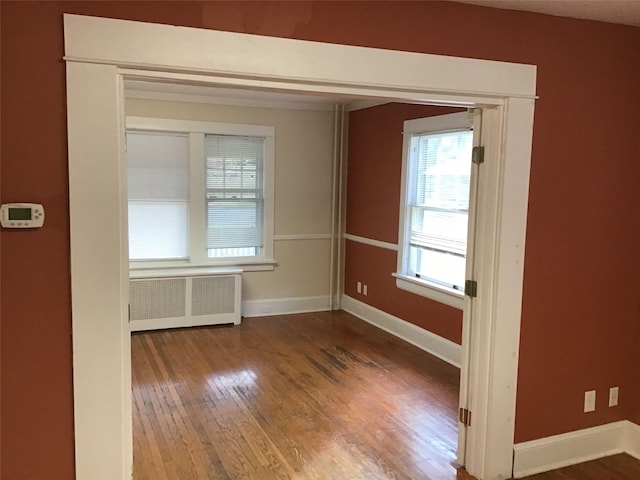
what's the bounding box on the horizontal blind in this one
[408,129,472,288]
[205,134,265,250]
[409,130,472,255]
[127,131,189,260]
[409,208,467,256]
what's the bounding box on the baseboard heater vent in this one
[129,270,241,332]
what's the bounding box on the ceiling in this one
[458,0,640,27]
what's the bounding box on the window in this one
[205,134,265,259]
[128,131,190,260]
[395,112,474,309]
[126,117,275,269]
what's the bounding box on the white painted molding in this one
[513,421,640,478]
[341,295,461,368]
[344,233,398,251]
[274,233,332,241]
[130,313,239,332]
[129,266,242,278]
[624,420,640,460]
[393,273,464,310]
[126,116,275,137]
[242,295,330,318]
[64,15,536,101]
[64,13,536,480]
[126,88,338,112]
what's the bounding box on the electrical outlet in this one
[609,387,619,407]
[584,390,596,413]
[357,281,362,294]
[363,284,368,296]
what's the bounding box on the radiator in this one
[129,270,241,332]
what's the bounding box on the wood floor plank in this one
[132,311,639,480]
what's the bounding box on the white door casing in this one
[64,14,536,480]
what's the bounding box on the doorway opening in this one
[122,79,480,477]
[64,13,536,480]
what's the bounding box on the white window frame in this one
[395,112,472,310]
[126,117,275,271]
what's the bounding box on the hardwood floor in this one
[132,311,462,479]
[132,310,640,480]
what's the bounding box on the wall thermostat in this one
[0,203,45,228]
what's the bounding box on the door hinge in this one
[472,146,485,165]
[465,280,478,298]
[459,407,472,427]
[128,304,131,322]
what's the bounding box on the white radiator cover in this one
[129,270,241,331]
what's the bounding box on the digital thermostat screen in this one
[8,207,32,221]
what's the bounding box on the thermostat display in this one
[0,203,45,228]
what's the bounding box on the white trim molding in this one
[64,15,536,101]
[393,273,464,310]
[274,233,332,241]
[129,266,242,278]
[127,116,275,137]
[64,13,536,480]
[341,295,461,368]
[513,420,640,478]
[242,296,330,318]
[344,233,398,251]
[624,421,640,460]
[125,85,338,112]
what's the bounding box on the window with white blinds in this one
[396,111,474,307]
[127,131,189,260]
[407,129,473,290]
[126,118,275,267]
[205,135,264,258]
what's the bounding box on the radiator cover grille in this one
[130,278,186,321]
[192,276,235,315]
[129,273,241,331]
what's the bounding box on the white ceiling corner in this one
[457,0,640,27]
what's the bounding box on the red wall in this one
[2,1,639,478]
[345,103,465,344]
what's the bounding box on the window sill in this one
[392,273,464,310]
[129,259,277,277]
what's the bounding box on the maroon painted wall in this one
[345,103,465,344]
[2,1,639,478]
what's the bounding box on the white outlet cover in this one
[609,387,619,407]
[584,390,596,412]
[357,281,362,293]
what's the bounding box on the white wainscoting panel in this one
[341,295,461,368]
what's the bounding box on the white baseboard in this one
[340,295,461,368]
[513,420,640,477]
[624,421,640,460]
[242,295,330,318]
[130,312,239,332]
